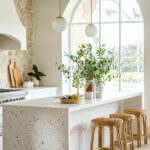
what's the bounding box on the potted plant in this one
[56,43,118,98]
[28,65,46,87]
[56,44,96,95]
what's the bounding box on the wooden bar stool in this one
[124,109,148,147]
[110,113,135,150]
[90,118,123,150]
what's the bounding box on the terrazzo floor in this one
[0,136,149,150]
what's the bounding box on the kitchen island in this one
[3,92,143,150]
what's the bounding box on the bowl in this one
[60,98,79,104]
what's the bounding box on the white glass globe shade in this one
[52,17,67,32]
[85,24,97,37]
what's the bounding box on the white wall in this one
[137,0,150,127]
[33,0,69,94]
[0,0,26,49]
[33,0,150,126]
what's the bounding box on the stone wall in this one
[0,0,33,88]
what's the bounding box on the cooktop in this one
[0,89,21,93]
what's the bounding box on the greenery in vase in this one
[28,65,46,81]
[56,43,118,89]
[95,44,118,85]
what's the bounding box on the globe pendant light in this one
[52,0,67,32]
[85,0,97,37]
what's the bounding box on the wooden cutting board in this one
[8,59,15,87]
[12,62,22,88]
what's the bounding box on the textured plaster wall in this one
[0,0,33,88]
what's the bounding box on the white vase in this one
[85,79,96,100]
[96,83,104,98]
[33,78,40,87]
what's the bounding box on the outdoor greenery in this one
[28,65,46,81]
[56,43,118,89]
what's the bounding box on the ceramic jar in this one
[85,79,96,100]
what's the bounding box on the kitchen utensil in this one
[8,59,15,87]
[13,62,22,88]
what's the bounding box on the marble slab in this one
[3,92,143,112]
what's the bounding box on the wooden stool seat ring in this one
[125,109,148,147]
[90,118,123,150]
[110,113,135,150]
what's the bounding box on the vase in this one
[85,79,96,100]
[96,83,104,98]
[33,78,40,87]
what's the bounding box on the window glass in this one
[67,0,143,94]
[121,23,144,91]
[101,0,119,22]
[101,23,119,91]
[72,0,99,23]
[70,24,99,52]
[121,0,143,21]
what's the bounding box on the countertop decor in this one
[28,65,46,87]
[60,94,79,104]
[56,43,118,96]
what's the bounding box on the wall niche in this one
[0,0,28,50]
[0,0,33,88]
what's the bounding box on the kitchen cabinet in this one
[24,87,58,100]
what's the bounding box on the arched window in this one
[66,0,143,93]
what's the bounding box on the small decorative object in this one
[85,79,96,100]
[96,84,104,98]
[28,65,46,87]
[23,81,33,88]
[85,0,97,37]
[52,0,67,32]
[60,94,79,104]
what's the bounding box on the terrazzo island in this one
[3,92,143,150]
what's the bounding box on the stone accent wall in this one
[0,0,33,88]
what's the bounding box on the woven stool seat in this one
[110,113,135,120]
[91,118,123,126]
[125,109,146,116]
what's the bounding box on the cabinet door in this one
[26,88,57,100]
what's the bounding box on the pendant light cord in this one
[91,0,92,24]
[59,0,62,17]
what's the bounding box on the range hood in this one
[0,0,26,50]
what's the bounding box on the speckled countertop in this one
[3,92,143,112]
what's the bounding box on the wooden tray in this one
[60,98,79,104]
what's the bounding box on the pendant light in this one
[52,0,67,32]
[85,0,97,37]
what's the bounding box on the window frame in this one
[67,0,144,93]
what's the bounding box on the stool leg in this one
[137,116,141,147]
[123,121,127,150]
[90,125,96,150]
[116,125,122,150]
[98,126,103,148]
[110,126,114,150]
[128,120,134,150]
[143,115,148,144]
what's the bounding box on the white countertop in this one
[3,92,143,112]
[20,86,58,92]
